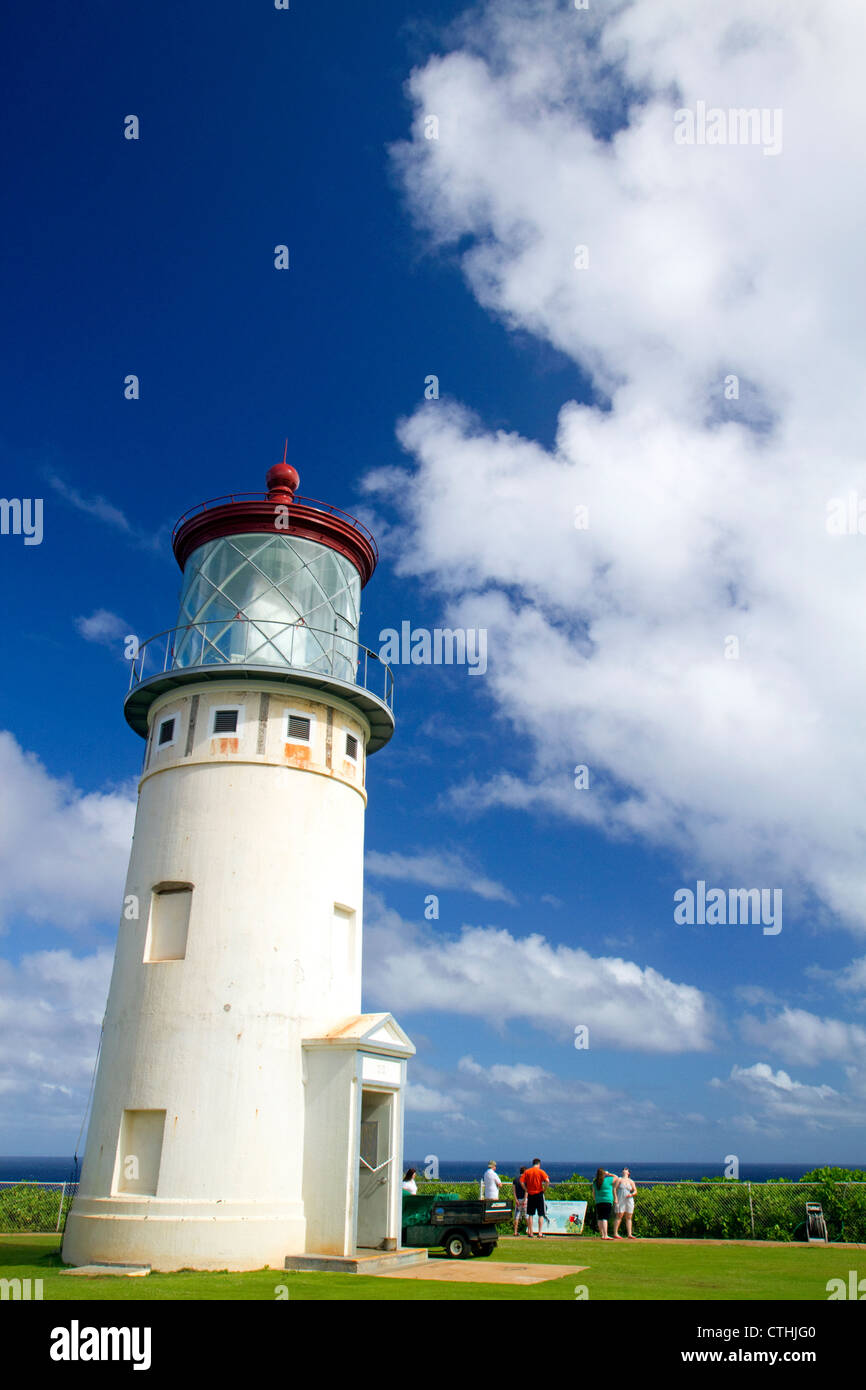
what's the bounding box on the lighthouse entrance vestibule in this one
[356,1089,394,1249]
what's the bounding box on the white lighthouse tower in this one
[63,459,416,1272]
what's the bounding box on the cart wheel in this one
[444,1231,471,1259]
[476,1245,495,1256]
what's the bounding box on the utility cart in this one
[402,1192,512,1258]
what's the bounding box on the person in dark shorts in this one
[513,1165,528,1235]
[593,1167,621,1240]
[523,1158,550,1237]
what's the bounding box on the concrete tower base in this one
[63,1197,305,1273]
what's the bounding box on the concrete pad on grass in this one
[284,1248,427,1275]
[375,1260,587,1285]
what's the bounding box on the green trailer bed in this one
[401,1192,512,1258]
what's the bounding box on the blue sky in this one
[2,0,866,1166]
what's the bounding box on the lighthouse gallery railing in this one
[127,619,394,710]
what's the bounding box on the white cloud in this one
[363,891,714,1051]
[835,957,866,998]
[739,1007,866,1067]
[404,1081,464,1115]
[365,848,516,903]
[372,0,866,931]
[48,473,169,553]
[75,609,129,647]
[0,948,112,1142]
[48,474,132,533]
[400,1050,708,1149]
[458,1055,550,1091]
[0,733,135,932]
[713,1062,849,1127]
[734,985,782,1008]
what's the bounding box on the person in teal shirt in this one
[593,1168,621,1240]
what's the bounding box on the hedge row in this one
[0,1184,75,1234]
[5,1174,864,1240]
[414,1178,866,1242]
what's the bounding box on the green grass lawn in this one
[1,1234,854,1301]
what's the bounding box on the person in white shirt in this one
[482,1161,502,1201]
[402,1167,418,1194]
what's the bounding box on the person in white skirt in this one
[612,1166,638,1240]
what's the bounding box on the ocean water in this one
[405,1161,822,1184]
[0,1157,81,1183]
[0,1156,831,1185]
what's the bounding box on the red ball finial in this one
[266,452,300,500]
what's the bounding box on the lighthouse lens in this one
[173,534,361,682]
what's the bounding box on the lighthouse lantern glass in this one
[173,534,362,682]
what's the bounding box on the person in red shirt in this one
[522,1158,550,1237]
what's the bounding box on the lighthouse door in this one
[356,1090,393,1249]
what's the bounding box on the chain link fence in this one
[415,1179,866,1242]
[4,1176,864,1241]
[0,1181,78,1234]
